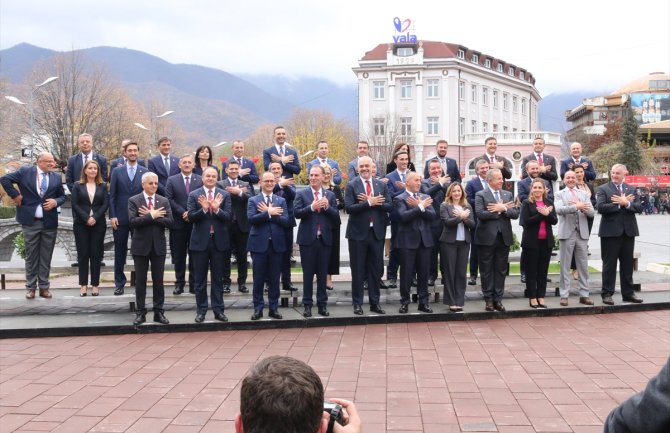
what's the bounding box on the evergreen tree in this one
[620,107,642,174]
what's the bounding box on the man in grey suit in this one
[347,141,372,180]
[475,168,519,312]
[555,170,594,306]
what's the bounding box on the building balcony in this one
[461,131,562,146]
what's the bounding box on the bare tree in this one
[360,112,404,171]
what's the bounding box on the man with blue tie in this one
[395,172,436,313]
[306,141,342,185]
[109,141,148,295]
[384,150,411,288]
[422,139,461,183]
[247,172,291,320]
[262,126,300,179]
[295,165,341,317]
[1,152,66,299]
[465,159,490,286]
[165,154,203,295]
[111,139,147,169]
[148,136,180,196]
[188,167,232,323]
[65,133,108,191]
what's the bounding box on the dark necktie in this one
[185,176,190,194]
[494,190,501,202]
[265,195,271,206]
[84,154,89,164]
[279,147,284,157]
[147,196,153,210]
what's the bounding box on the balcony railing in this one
[462,131,562,146]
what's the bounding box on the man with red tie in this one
[520,137,558,193]
[476,137,513,180]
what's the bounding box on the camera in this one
[324,402,343,433]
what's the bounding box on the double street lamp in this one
[134,110,175,156]
[4,76,59,163]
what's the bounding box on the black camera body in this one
[324,402,343,433]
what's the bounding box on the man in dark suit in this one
[221,140,259,194]
[596,164,644,305]
[560,141,596,181]
[345,156,392,315]
[476,137,513,180]
[188,167,232,323]
[65,133,108,191]
[247,172,291,320]
[294,165,340,317]
[465,159,490,286]
[306,140,342,185]
[422,139,461,183]
[348,141,372,180]
[263,126,300,179]
[128,172,174,325]
[475,168,519,312]
[148,136,180,196]
[269,161,298,291]
[109,141,149,295]
[165,154,203,295]
[395,172,436,313]
[520,137,557,193]
[1,152,66,299]
[384,151,411,287]
[217,160,251,294]
[111,139,146,169]
[421,159,451,286]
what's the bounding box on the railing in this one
[462,131,562,145]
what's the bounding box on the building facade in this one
[353,40,559,179]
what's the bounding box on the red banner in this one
[624,175,670,187]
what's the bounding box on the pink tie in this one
[315,190,321,235]
[208,190,214,232]
[570,188,578,201]
[147,196,153,209]
[537,154,543,165]
[491,155,496,163]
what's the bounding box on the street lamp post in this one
[134,110,174,157]
[5,76,59,163]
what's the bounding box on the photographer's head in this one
[236,356,325,433]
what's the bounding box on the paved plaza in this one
[1,311,669,433]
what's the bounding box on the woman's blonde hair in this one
[444,182,468,208]
[321,163,334,187]
[528,178,548,203]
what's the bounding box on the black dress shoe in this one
[353,304,364,315]
[173,286,184,295]
[269,310,283,319]
[399,304,409,314]
[602,296,615,305]
[114,287,124,296]
[370,304,386,314]
[418,303,433,313]
[238,285,249,293]
[251,310,263,320]
[195,313,206,323]
[223,285,231,294]
[154,312,169,324]
[303,306,312,318]
[622,295,643,303]
[485,301,494,312]
[326,286,334,291]
[133,313,146,325]
[546,277,552,283]
[387,279,398,288]
[493,301,506,312]
[318,307,329,316]
[282,283,298,292]
[188,288,195,294]
[214,312,228,322]
[520,274,526,284]
[427,277,436,287]
[468,276,477,286]
[379,280,388,289]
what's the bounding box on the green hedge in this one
[0,206,16,219]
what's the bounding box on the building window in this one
[513,128,518,132]
[471,120,477,133]
[497,64,503,73]
[493,90,499,108]
[483,122,488,132]
[373,118,385,137]
[427,117,439,135]
[484,59,491,68]
[459,117,465,136]
[471,84,477,103]
[457,49,465,59]
[396,47,414,57]
[400,117,412,136]
[519,71,525,80]
[503,126,508,132]
[400,80,412,99]
[373,81,385,100]
[512,96,518,113]
[459,81,465,100]
[521,98,527,115]
[503,93,509,111]
[482,87,489,106]
[493,123,498,132]
[471,54,479,64]
[508,67,515,77]
[427,79,439,98]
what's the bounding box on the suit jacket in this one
[192,165,220,179]
[148,154,181,195]
[247,193,291,253]
[70,182,109,226]
[560,157,596,181]
[273,182,296,227]
[439,203,475,243]
[262,145,300,178]
[111,156,146,170]
[66,152,108,191]
[520,199,558,249]
[347,158,359,180]
[0,166,66,229]
[344,176,392,241]
[422,156,461,183]
[465,177,487,223]
[165,173,203,230]
[517,176,554,203]
[187,186,232,252]
[520,153,558,184]
[109,164,149,225]
[385,169,411,198]
[555,187,594,240]
[221,157,259,192]
[217,178,251,232]
[307,158,342,185]
[596,182,642,237]
[393,191,436,249]
[474,188,519,246]
[294,188,340,246]
[421,178,448,229]
[128,193,173,256]
[476,154,513,179]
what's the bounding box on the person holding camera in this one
[236,356,361,433]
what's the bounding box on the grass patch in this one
[507,262,598,275]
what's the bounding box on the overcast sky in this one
[1,0,668,97]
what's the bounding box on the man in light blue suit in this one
[306,140,342,185]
